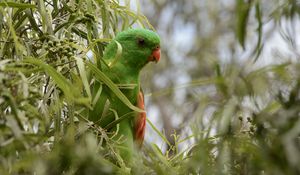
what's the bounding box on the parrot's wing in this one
[134,90,146,147]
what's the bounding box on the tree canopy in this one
[1,0,300,174]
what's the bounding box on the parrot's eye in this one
[137,37,145,46]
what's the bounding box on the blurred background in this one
[138,0,300,153]
[2,0,300,174]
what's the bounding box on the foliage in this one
[1,0,300,175]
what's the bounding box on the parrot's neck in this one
[102,41,148,83]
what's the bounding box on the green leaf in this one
[253,2,263,62]
[2,92,23,130]
[0,2,36,9]
[25,58,73,98]
[108,41,122,68]
[25,9,43,35]
[150,143,175,172]
[104,111,137,130]
[24,58,89,105]
[236,0,251,49]
[147,117,171,147]
[75,56,92,100]
[36,0,53,33]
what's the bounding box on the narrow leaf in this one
[108,41,122,68]
[236,0,251,49]
[0,2,36,8]
[75,56,92,100]
[253,2,263,62]
[24,58,74,101]
[147,118,171,147]
[105,111,137,130]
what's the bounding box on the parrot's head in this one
[113,28,161,69]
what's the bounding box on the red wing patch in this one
[135,91,146,147]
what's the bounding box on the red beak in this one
[148,47,161,63]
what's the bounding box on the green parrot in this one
[89,29,160,163]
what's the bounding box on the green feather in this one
[89,29,160,164]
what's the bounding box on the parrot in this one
[88,28,161,163]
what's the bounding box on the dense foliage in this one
[1,0,300,174]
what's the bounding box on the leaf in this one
[150,143,175,172]
[71,27,88,39]
[104,111,137,130]
[253,2,263,62]
[75,56,92,100]
[92,84,103,106]
[36,0,53,33]
[25,58,73,98]
[147,117,171,147]
[0,2,36,9]
[25,9,43,35]
[107,41,122,68]
[236,0,251,49]
[2,92,23,130]
[24,58,89,105]
[86,61,144,113]
[2,8,25,57]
